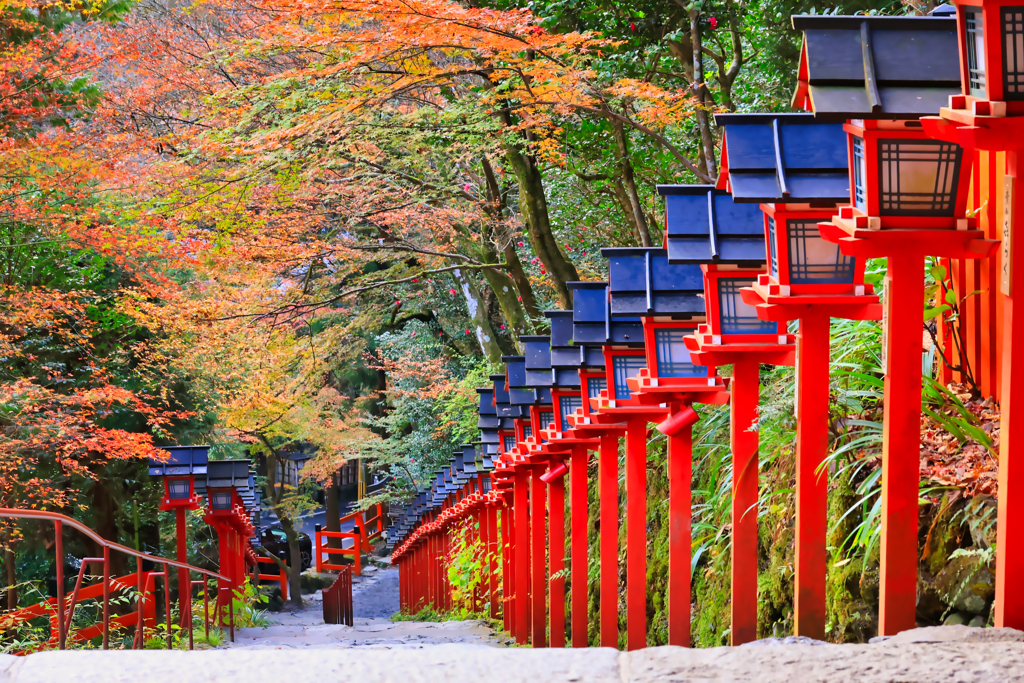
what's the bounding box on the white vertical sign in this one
[1003,175,1015,297]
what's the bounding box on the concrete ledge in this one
[2,626,1023,683]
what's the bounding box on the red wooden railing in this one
[254,556,288,601]
[313,504,386,577]
[314,529,362,576]
[0,508,233,651]
[322,565,353,626]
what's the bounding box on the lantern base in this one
[924,97,1024,152]
[823,214,998,260]
[683,327,797,368]
[741,282,882,323]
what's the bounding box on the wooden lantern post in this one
[919,0,1024,629]
[790,12,999,635]
[566,277,667,651]
[149,446,208,628]
[505,354,553,647]
[201,459,254,616]
[715,112,882,639]
[597,247,731,647]
[538,309,599,648]
[662,184,797,644]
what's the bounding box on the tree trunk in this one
[502,141,579,307]
[689,8,719,181]
[90,477,128,577]
[610,178,644,246]
[454,268,503,362]
[611,117,653,247]
[279,515,304,605]
[479,154,539,336]
[263,448,303,606]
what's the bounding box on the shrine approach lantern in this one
[791,12,998,636]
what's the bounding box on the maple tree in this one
[0,0,940,629]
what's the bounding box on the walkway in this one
[4,626,1024,682]
[229,565,511,649]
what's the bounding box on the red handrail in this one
[322,565,353,626]
[0,508,233,652]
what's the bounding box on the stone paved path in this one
[226,564,511,650]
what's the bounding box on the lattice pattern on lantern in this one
[538,411,555,430]
[1004,7,1024,98]
[853,136,868,212]
[523,425,533,440]
[878,140,961,215]
[612,355,647,400]
[558,395,583,427]
[587,377,607,400]
[768,218,779,278]
[966,9,986,96]
[787,220,856,284]
[654,329,704,377]
[718,278,779,335]
[504,435,516,452]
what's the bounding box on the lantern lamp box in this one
[658,185,782,344]
[714,112,877,302]
[567,279,648,407]
[921,5,1024,169]
[602,246,716,389]
[149,445,209,509]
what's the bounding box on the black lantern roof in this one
[544,311,584,387]
[714,113,849,203]
[503,356,544,405]
[521,336,555,388]
[476,388,500,430]
[148,445,209,477]
[602,247,704,317]
[491,375,524,418]
[791,15,959,119]
[568,281,644,348]
[198,459,251,499]
[657,185,766,266]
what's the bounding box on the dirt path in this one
[226,565,511,650]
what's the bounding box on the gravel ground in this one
[221,564,511,650]
[352,565,400,619]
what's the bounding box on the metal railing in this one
[0,508,234,651]
[322,566,353,626]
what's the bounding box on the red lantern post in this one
[792,13,999,635]
[715,112,882,639]
[149,446,207,628]
[663,184,797,644]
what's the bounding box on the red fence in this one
[314,504,386,577]
[0,508,232,651]
[254,556,288,601]
[322,565,353,626]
